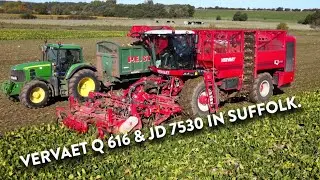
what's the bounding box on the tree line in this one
[299,11,320,28]
[198,6,319,12]
[0,1,195,18]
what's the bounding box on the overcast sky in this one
[8,0,320,9]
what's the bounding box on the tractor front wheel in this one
[69,69,100,101]
[20,80,50,108]
[178,77,219,117]
[249,72,274,103]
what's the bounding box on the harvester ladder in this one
[203,31,218,113]
[204,71,218,113]
[242,31,256,93]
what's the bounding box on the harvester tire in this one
[249,72,273,103]
[20,80,50,108]
[69,69,100,101]
[178,77,219,117]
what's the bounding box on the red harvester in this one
[56,26,296,137]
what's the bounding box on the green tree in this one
[233,11,248,21]
[233,11,241,21]
[146,0,153,5]
[33,4,48,15]
[5,1,194,18]
[301,11,320,26]
[240,13,248,21]
[187,5,195,17]
[51,5,63,15]
[276,7,284,11]
[3,1,29,14]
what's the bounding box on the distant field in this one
[0,29,126,40]
[0,13,111,20]
[0,11,316,31]
[0,19,313,31]
[194,9,313,22]
[0,22,131,31]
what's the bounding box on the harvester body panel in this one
[193,29,295,88]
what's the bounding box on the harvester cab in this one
[128,27,203,77]
[144,30,197,70]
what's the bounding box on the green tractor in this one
[1,41,151,108]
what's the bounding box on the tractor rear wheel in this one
[68,69,100,101]
[178,77,219,117]
[20,80,50,108]
[249,72,274,103]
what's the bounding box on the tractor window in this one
[59,49,80,64]
[56,49,81,75]
[45,48,80,64]
[45,48,58,62]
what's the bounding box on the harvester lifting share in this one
[56,76,183,138]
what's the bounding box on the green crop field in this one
[194,9,313,22]
[0,29,126,40]
[0,91,319,179]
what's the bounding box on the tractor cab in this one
[144,30,197,71]
[42,43,83,77]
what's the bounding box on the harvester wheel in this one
[20,80,50,108]
[178,77,219,117]
[249,72,274,103]
[69,69,100,101]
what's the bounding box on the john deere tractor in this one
[1,40,152,108]
[0,43,99,108]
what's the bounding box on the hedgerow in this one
[0,29,126,40]
[0,91,319,179]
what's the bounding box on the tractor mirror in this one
[40,46,46,52]
[195,35,199,44]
